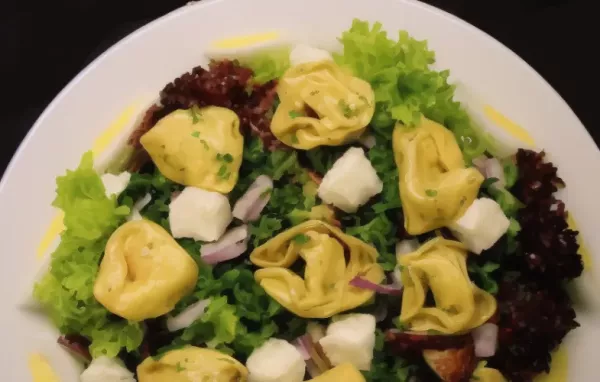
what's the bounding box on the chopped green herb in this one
[175,362,186,372]
[338,99,354,118]
[481,177,500,189]
[309,90,320,96]
[260,188,272,199]
[427,329,442,335]
[189,106,202,124]
[425,189,438,197]
[191,131,200,138]
[289,110,303,119]
[200,140,210,150]
[292,234,310,245]
[291,133,299,144]
[223,153,234,163]
[394,318,410,331]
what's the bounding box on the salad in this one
[32,19,583,382]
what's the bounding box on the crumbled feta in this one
[247,338,305,382]
[80,356,135,382]
[449,198,510,254]
[169,186,232,242]
[317,147,383,213]
[100,172,131,198]
[289,44,333,66]
[319,314,376,371]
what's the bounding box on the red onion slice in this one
[128,193,152,221]
[350,276,403,296]
[472,156,506,189]
[166,298,211,332]
[57,335,92,364]
[200,225,249,265]
[233,175,273,222]
[292,335,313,361]
[472,323,498,358]
[359,134,376,149]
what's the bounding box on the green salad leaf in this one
[335,19,486,160]
[363,330,416,381]
[33,151,143,358]
[237,47,291,84]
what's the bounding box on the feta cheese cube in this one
[169,186,232,242]
[319,314,376,371]
[317,147,383,213]
[100,172,131,198]
[289,44,333,66]
[449,198,510,254]
[247,338,305,382]
[80,356,135,382]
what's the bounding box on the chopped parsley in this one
[189,106,202,124]
[175,362,186,372]
[200,140,210,150]
[260,188,272,199]
[289,110,303,119]
[291,133,299,144]
[425,189,438,197]
[191,131,200,138]
[309,90,320,96]
[292,234,310,245]
[217,164,231,180]
[217,153,234,163]
[338,99,355,118]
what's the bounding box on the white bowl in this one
[1,0,599,380]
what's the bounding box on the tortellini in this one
[94,220,198,321]
[137,346,248,382]
[271,60,375,150]
[250,220,384,318]
[140,106,243,193]
[308,363,366,382]
[392,117,484,235]
[398,237,496,334]
[472,365,507,382]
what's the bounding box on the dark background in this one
[1,0,596,176]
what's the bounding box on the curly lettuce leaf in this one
[335,19,486,160]
[34,151,142,358]
[237,47,291,84]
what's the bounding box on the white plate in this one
[1,0,599,380]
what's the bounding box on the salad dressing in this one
[28,353,60,382]
[483,105,535,147]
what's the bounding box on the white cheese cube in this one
[449,198,510,254]
[319,314,376,371]
[289,44,333,66]
[100,172,131,198]
[80,356,135,382]
[169,186,232,242]
[317,147,383,213]
[247,338,305,382]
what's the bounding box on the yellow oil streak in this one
[211,31,280,49]
[483,105,536,146]
[28,353,60,382]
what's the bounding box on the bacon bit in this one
[385,330,472,352]
[423,343,477,382]
[57,335,92,363]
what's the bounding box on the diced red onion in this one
[292,335,313,361]
[128,193,152,221]
[374,301,389,322]
[396,239,419,257]
[200,225,249,265]
[166,298,211,332]
[232,175,273,222]
[57,335,92,364]
[472,156,506,189]
[472,323,498,358]
[350,276,403,296]
[359,134,376,149]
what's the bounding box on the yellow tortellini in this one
[137,346,248,382]
[250,220,384,318]
[472,365,507,382]
[140,106,243,193]
[94,220,198,321]
[398,237,496,334]
[392,117,484,235]
[271,60,375,149]
[309,363,366,382]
